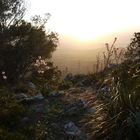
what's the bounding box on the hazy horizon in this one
[51,31,134,74]
[24,0,140,73]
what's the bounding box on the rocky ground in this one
[46,87,99,140]
[16,86,101,140]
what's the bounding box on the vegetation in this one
[0,0,58,84]
[81,33,140,140]
[0,0,59,139]
[1,0,140,140]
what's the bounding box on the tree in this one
[0,0,58,84]
[125,32,140,62]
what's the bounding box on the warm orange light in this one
[27,0,140,42]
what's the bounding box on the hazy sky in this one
[25,0,140,47]
[24,0,140,72]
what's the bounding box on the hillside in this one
[1,0,140,139]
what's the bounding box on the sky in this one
[25,0,140,49]
[24,0,140,73]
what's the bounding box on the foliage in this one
[0,0,58,84]
[30,57,62,95]
[0,128,28,140]
[0,0,60,139]
[0,86,56,140]
[103,37,117,67]
[35,121,51,140]
[0,87,29,140]
[94,38,125,73]
[86,34,140,140]
[125,32,140,62]
[64,73,97,87]
[0,0,25,27]
[93,64,140,139]
[58,79,73,90]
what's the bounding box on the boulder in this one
[31,93,44,100]
[17,93,44,104]
[28,82,36,90]
[25,93,44,102]
[100,86,108,93]
[64,122,88,140]
[15,93,28,101]
[64,121,81,136]
[48,91,64,97]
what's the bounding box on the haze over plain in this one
[25,0,140,73]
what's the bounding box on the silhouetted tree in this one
[126,32,140,62]
[0,0,58,84]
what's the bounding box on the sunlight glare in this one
[27,0,140,42]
